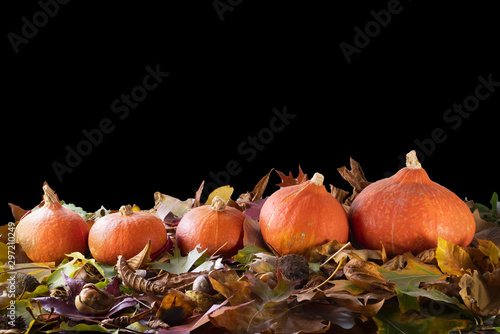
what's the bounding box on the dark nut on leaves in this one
[75,283,115,315]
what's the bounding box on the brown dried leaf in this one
[344,258,396,294]
[336,157,371,207]
[459,269,500,316]
[8,203,30,222]
[239,168,274,202]
[126,240,152,271]
[242,217,267,249]
[330,185,349,204]
[117,255,167,295]
[275,166,308,188]
[193,181,205,208]
[208,270,252,306]
[150,271,205,291]
[156,289,197,324]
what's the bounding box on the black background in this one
[3,1,499,223]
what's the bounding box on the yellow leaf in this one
[436,237,478,276]
[205,185,234,205]
[477,239,499,270]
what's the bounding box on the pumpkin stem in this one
[119,205,134,216]
[42,182,60,206]
[311,173,324,186]
[406,150,422,169]
[211,196,226,212]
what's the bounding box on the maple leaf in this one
[149,245,206,275]
[275,165,308,187]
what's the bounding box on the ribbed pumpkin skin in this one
[89,211,167,265]
[176,205,245,258]
[16,204,90,263]
[259,179,349,256]
[349,167,475,255]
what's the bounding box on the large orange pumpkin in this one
[349,150,476,255]
[176,196,245,258]
[16,183,90,263]
[88,205,168,265]
[259,172,349,256]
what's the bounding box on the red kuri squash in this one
[259,172,349,256]
[88,205,168,265]
[176,196,245,258]
[16,183,90,263]
[349,150,476,255]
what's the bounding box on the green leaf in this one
[374,306,469,334]
[44,321,110,333]
[491,192,499,215]
[378,254,446,292]
[233,245,270,265]
[378,253,446,312]
[149,246,206,274]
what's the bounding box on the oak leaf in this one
[275,166,308,187]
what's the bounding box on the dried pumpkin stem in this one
[42,182,60,206]
[406,150,422,169]
[119,205,134,216]
[211,196,226,212]
[310,173,324,186]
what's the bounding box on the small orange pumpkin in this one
[349,150,476,255]
[176,196,245,258]
[16,183,90,263]
[88,205,168,265]
[259,172,349,256]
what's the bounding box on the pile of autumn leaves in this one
[3,161,500,334]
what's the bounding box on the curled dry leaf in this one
[156,289,198,326]
[335,157,371,209]
[343,258,396,294]
[126,240,152,271]
[117,255,167,295]
[459,269,500,316]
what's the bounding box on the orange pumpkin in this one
[16,183,90,263]
[349,150,476,255]
[88,205,168,265]
[259,172,349,256]
[176,196,245,258]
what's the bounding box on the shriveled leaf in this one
[275,166,308,187]
[459,269,500,317]
[193,180,205,208]
[126,240,152,271]
[323,290,386,317]
[117,255,167,294]
[239,169,273,203]
[374,306,469,334]
[150,245,206,275]
[336,157,371,207]
[436,237,478,276]
[344,258,395,294]
[205,185,234,205]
